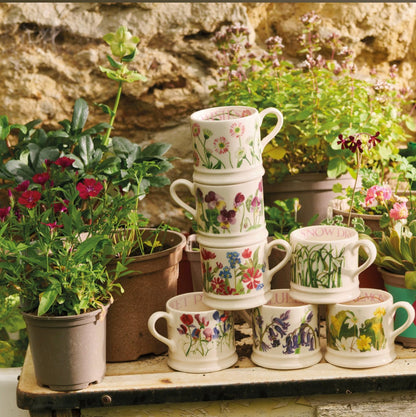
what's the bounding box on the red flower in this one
[18,190,41,209]
[41,222,63,232]
[0,207,11,221]
[53,200,69,213]
[210,277,226,294]
[201,248,217,260]
[33,172,50,186]
[242,267,262,290]
[76,178,103,199]
[242,248,252,259]
[15,180,30,192]
[54,156,75,169]
[180,314,194,326]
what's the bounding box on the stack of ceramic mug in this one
[170,105,290,311]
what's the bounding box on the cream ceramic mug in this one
[251,289,322,369]
[326,288,415,368]
[197,229,292,310]
[289,225,377,304]
[191,105,283,174]
[170,175,265,237]
[148,292,237,373]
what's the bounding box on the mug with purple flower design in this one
[170,176,265,237]
[148,292,237,373]
[190,105,283,174]
[197,230,292,310]
[251,289,321,369]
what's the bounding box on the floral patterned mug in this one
[148,292,237,373]
[251,289,322,369]
[197,231,292,310]
[326,288,415,368]
[170,176,265,237]
[190,105,283,174]
[289,225,377,304]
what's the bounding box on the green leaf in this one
[38,287,60,316]
[71,98,89,133]
[405,271,416,289]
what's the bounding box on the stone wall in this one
[1,2,416,230]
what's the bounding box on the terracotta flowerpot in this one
[331,208,382,232]
[22,305,109,392]
[106,229,186,362]
[379,268,416,347]
[264,173,355,225]
[184,234,202,292]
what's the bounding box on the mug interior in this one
[291,225,356,243]
[168,292,218,313]
[339,289,390,306]
[192,106,255,121]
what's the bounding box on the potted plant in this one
[0,26,182,389]
[210,11,415,224]
[330,133,416,232]
[363,217,416,347]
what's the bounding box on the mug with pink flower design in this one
[170,176,265,237]
[148,292,237,373]
[190,105,283,175]
[197,230,292,310]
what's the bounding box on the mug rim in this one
[332,288,392,307]
[290,225,358,244]
[265,289,313,308]
[166,291,225,314]
[190,105,257,122]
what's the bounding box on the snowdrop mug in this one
[170,176,265,237]
[326,288,415,368]
[190,105,283,175]
[289,225,377,304]
[197,230,292,310]
[148,292,237,373]
[251,289,321,369]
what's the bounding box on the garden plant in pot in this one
[330,133,416,233]
[210,11,414,224]
[363,212,416,348]
[0,26,180,390]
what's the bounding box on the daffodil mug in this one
[326,288,415,368]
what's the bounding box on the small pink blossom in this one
[229,121,245,138]
[389,202,408,220]
[213,136,230,154]
[364,185,392,207]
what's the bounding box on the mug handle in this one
[258,108,284,151]
[264,238,292,286]
[349,239,377,276]
[147,311,176,352]
[169,179,196,217]
[391,301,416,340]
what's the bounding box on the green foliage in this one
[0,287,28,367]
[0,26,174,317]
[362,221,416,289]
[210,12,414,183]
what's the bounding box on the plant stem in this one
[348,152,361,227]
[103,81,123,147]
